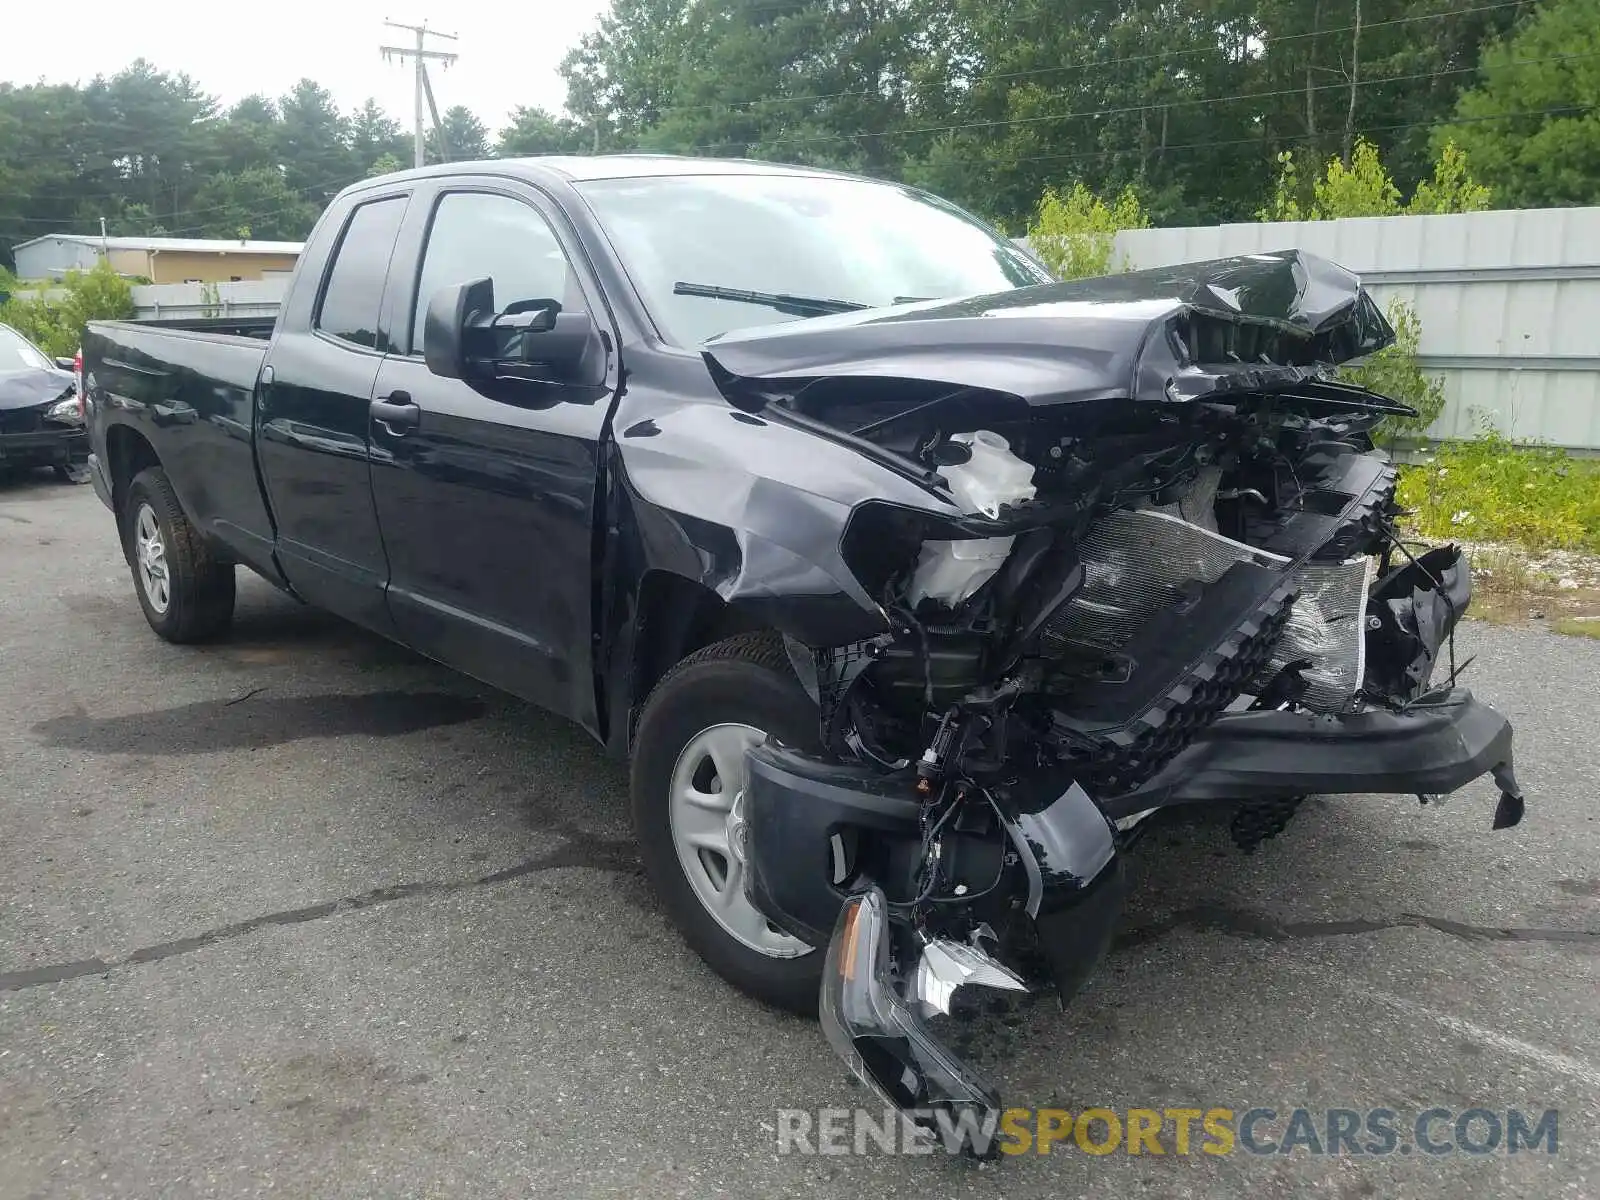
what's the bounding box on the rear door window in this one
[317,196,407,350]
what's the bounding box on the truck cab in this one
[88,164,631,733]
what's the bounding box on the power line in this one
[1,18,1583,235]
[601,0,1532,121]
[0,0,1526,173]
[680,48,1600,155]
[2,167,368,229]
[6,41,1584,232]
[3,73,1582,237]
[102,102,1600,239]
[1001,102,1600,172]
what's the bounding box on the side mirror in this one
[423,277,604,385]
[422,277,492,380]
[55,356,76,371]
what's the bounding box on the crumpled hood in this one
[0,367,74,412]
[701,249,1395,411]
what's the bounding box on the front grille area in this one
[1242,446,1399,560]
[0,407,45,435]
[1048,561,1298,796]
[1042,507,1372,712]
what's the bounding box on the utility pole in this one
[380,19,459,168]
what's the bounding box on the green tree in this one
[0,5,1558,270]
[0,82,95,260]
[427,105,489,162]
[209,95,281,176]
[276,80,354,203]
[349,99,409,175]
[81,61,218,223]
[0,66,416,265]
[366,152,405,179]
[188,167,320,240]
[560,0,702,150]
[551,0,1531,231]
[1408,141,1493,214]
[496,107,589,156]
[1313,138,1404,217]
[1260,136,1493,220]
[1027,183,1149,279]
[1440,0,1600,208]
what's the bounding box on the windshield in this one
[575,173,1052,346]
[0,326,54,374]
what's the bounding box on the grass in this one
[1392,429,1600,638]
[1395,429,1600,552]
[1464,547,1543,625]
[1436,543,1600,634]
[1553,617,1600,640]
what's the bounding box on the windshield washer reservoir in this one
[908,431,1037,608]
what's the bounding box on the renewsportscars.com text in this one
[775,1105,1561,1158]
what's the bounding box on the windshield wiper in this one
[672,281,870,318]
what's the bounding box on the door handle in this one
[370,393,421,433]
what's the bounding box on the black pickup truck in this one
[83,155,1525,1149]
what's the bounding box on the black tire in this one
[630,632,825,1015]
[122,466,236,643]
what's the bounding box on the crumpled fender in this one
[606,398,962,647]
[1365,545,1472,700]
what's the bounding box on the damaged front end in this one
[704,251,1525,1152]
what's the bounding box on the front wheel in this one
[630,632,824,1015]
[122,466,236,643]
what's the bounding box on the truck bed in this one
[84,319,277,576]
[113,315,278,340]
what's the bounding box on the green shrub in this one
[1396,426,1600,552]
[1256,138,1491,442]
[0,261,134,357]
[1027,183,1148,280]
[1408,141,1493,216]
[1338,298,1446,442]
[1259,137,1493,222]
[1312,138,1403,218]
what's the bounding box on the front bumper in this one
[744,745,923,946]
[1103,687,1525,828]
[801,690,1525,1150]
[747,688,1523,964]
[756,684,1525,1144]
[0,426,87,469]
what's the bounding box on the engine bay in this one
[814,381,1430,779]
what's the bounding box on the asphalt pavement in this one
[1,474,1596,1199]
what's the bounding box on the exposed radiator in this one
[1042,508,1372,712]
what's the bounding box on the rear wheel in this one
[630,632,824,1015]
[123,466,235,643]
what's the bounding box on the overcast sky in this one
[1,0,610,133]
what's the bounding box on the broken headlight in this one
[45,395,83,425]
[820,887,1002,1140]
